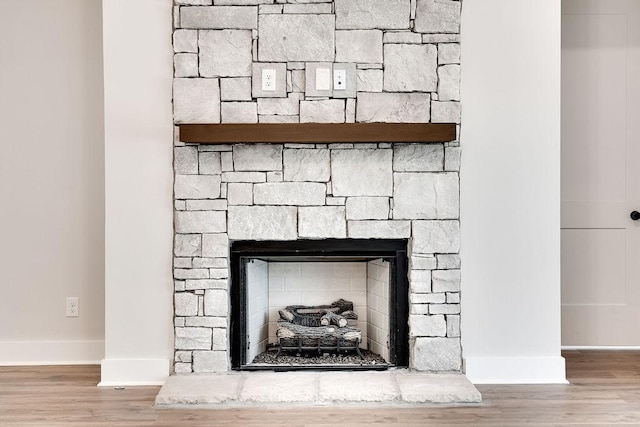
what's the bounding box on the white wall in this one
[0,0,105,364]
[100,0,174,385]
[460,0,566,383]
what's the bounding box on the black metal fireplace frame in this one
[230,239,410,371]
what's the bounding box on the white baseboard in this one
[464,356,568,384]
[99,358,169,386]
[0,340,104,365]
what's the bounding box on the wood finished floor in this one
[1,351,639,426]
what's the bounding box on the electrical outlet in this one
[66,297,79,317]
[334,69,347,90]
[262,69,276,92]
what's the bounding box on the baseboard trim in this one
[0,340,104,365]
[99,358,169,386]
[562,346,640,350]
[464,356,568,384]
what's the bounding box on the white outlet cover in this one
[316,68,331,91]
[334,69,346,90]
[262,68,276,92]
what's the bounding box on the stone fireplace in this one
[171,0,462,374]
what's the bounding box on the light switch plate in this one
[316,68,331,91]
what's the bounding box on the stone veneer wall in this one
[171,0,462,373]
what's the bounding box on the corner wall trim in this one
[464,356,568,384]
[99,358,169,386]
[0,340,104,365]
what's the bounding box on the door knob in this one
[631,211,640,221]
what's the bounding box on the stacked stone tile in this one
[173,0,461,124]
[172,0,462,374]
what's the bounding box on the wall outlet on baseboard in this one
[66,297,79,317]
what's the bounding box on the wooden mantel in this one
[178,123,456,144]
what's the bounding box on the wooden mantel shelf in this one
[178,123,456,144]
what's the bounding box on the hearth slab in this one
[154,370,481,407]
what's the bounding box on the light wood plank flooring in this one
[1,351,639,426]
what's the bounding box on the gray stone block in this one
[300,100,345,123]
[185,279,228,290]
[384,44,437,92]
[445,146,462,171]
[410,314,446,337]
[335,0,411,30]
[192,351,228,373]
[187,200,228,211]
[410,254,437,270]
[430,304,460,315]
[221,102,257,123]
[437,254,461,269]
[252,62,287,98]
[175,211,227,233]
[345,197,389,220]
[174,268,210,280]
[233,144,283,171]
[412,220,460,254]
[175,146,199,174]
[254,182,326,205]
[415,0,461,34]
[283,3,333,14]
[258,14,335,62]
[204,289,228,316]
[393,143,444,172]
[356,69,383,92]
[348,220,411,238]
[211,328,228,351]
[410,269,431,293]
[220,77,252,101]
[199,151,222,175]
[185,316,227,328]
[447,292,460,304]
[202,233,229,258]
[259,115,300,123]
[175,293,199,316]
[438,43,461,64]
[175,175,221,199]
[299,206,347,238]
[318,372,400,401]
[228,206,297,240]
[257,93,301,116]
[173,78,220,124]
[283,149,330,182]
[174,29,198,53]
[181,6,258,29]
[447,315,461,337]
[240,372,317,402]
[221,172,267,182]
[395,372,481,403]
[423,33,460,43]
[335,30,383,63]
[175,327,212,350]
[413,337,461,371]
[193,258,227,268]
[411,293,446,304]
[199,30,252,77]
[174,53,198,77]
[227,182,253,205]
[393,172,459,219]
[438,64,460,101]
[331,149,393,196]
[356,93,430,123]
[175,234,202,257]
[383,31,423,44]
[432,269,461,292]
[431,101,461,123]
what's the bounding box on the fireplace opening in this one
[230,239,409,371]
